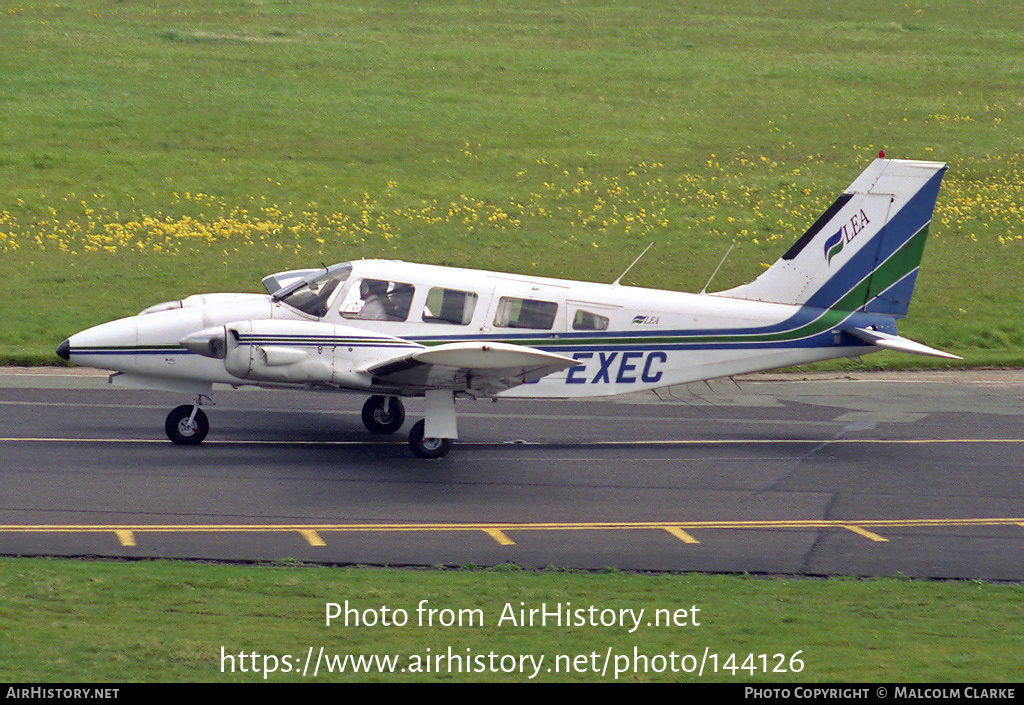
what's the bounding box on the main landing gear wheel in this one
[165,404,209,445]
[362,395,406,434]
[408,419,453,459]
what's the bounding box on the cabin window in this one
[422,287,478,325]
[493,297,558,330]
[340,279,416,321]
[572,309,610,331]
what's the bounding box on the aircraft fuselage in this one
[61,258,891,399]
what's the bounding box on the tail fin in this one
[716,158,947,318]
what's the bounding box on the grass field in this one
[2,557,1022,682]
[1,0,1023,364]
[3,0,1024,683]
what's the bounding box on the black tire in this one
[165,405,209,445]
[361,395,405,434]
[408,419,453,459]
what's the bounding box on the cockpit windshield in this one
[274,263,352,318]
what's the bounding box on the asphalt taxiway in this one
[1,368,1022,579]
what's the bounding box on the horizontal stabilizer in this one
[848,327,961,360]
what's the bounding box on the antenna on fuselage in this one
[700,244,735,295]
[611,242,654,286]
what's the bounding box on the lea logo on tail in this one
[56,157,957,459]
[823,208,871,265]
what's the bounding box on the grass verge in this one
[1,557,1022,682]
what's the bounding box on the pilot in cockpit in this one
[358,279,390,320]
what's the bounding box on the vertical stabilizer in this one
[715,159,947,318]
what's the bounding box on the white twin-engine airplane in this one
[57,158,957,458]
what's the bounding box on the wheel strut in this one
[165,395,212,445]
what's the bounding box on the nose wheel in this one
[165,404,210,445]
[165,395,212,445]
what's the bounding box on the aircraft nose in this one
[58,316,141,372]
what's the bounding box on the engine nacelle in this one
[182,319,416,388]
[228,320,335,384]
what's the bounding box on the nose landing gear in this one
[165,395,211,445]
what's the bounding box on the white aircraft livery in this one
[57,158,957,458]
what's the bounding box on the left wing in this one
[365,341,578,397]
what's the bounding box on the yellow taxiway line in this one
[1,518,1020,547]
